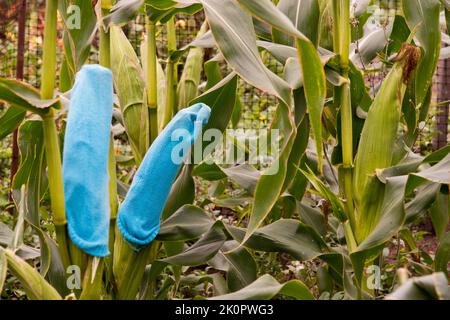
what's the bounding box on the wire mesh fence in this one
[0,0,448,149]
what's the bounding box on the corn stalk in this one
[162,17,177,130]
[332,0,356,234]
[145,17,159,141]
[40,0,71,270]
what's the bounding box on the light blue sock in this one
[117,103,211,247]
[63,64,113,257]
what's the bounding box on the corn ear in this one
[353,44,420,242]
[177,22,208,108]
[112,228,153,300]
[110,26,149,164]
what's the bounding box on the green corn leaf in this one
[102,0,144,28]
[272,0,320,47]
[0,222,40,261]
[411,152,450,185]
[434,232,450,276]
[190,72,238,154]
[158,205,214,241]
[299,165,346,222]
[13,119,47,226]
[0,249,6,295]
[1,248,62,300]
[208,241,257,292]
[243,102,296,244]
[298,202,327,237]
[405,182,440,223]
[430,192,449,241]
[0,78,60,115]
[0,106,26,141]
[192,162,228,181]
[201,0,292,106]
[28,221,68,296]
[238,0,326,172]
[161,164,195,220]
[58,0,97,90]
[162,222,228,266]
[221,165,260,195]
[385,272,450,300]
[208,274,314,300]
[350,175,407,284]
[146,1,202,23]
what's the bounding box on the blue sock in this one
[117,103,211,247]
[63,65,113,257]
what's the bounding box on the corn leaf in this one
[201,0,292,106]
[0,106,26,141]
[243,102,296,244]
[299,166,346,222]
[0,78,60,115]
[430,192,449,241]
[208,241,257,292]
[13,119,47,226]
[158,205,213,241]
[0,222,39,261]
[434,232,450,276]
[162,222,228,266]
[1,248,62,300]
[238,0,326,171]
[208,274,314,300]
[272,0,320,47]
[385,272,449,300]
[103,0,144,28]
[146,1,202,23]
[0,249,6,294]
[161,164,195,220]
[190,72,238,153]
[58,0,97,90]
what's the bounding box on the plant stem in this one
[99,0,112,68]
[333,0,356,233]
[100,0,118,257]
[146,17,158,142]
[162,17,177,129]
[41,0,58,100]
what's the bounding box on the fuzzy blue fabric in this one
[63,64,113,257]
[117,103,211,246]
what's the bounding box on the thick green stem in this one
[333,0,356,233]
[146,18,159,141]
[100,1,118,278]
[99,8,111,68]
[163,60,175,129]
[40,0,73,268]
[41,0,71,269]
[162,17,177,129]
[41,0,57,100]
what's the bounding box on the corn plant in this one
[0,0,449,300]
